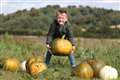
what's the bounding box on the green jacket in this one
[46,20,75,46]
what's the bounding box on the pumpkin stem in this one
[62,35,65,39]
[32,52,36,57]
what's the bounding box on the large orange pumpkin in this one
[3,58,20,71]
[87,59,105,77]
[73,62,94,79]
[51,36,72,56]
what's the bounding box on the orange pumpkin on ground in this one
[51,35,72,56]
[26,56,44,72]
[3,58,20,71]
[26,56,47,78]
[73,62,94,79]
[30,62,47,77]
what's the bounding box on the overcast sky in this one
[0,0,120,15]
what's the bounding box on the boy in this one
[45,9,76,68]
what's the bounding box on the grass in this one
[0,34,120,80]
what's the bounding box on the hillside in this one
[0,5,120,38]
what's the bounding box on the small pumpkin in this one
[51,35,72,56]
[73,62,94,79]
[99,65,118,80]
[26,56,46,77]
[29,62,47,77]
[20,60,27,72]
[87,59,105,77]
[26,56,44,73]
[3,58,20,71]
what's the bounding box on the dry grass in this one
[0,34,119,80]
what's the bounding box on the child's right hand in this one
[46,44,51,49]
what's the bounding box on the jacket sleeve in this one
[66,23,76,46]
[46,23,55,45]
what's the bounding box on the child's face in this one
[57,13,68,26]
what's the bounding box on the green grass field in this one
[0,34,120,80]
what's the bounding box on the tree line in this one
[0,5,120,38]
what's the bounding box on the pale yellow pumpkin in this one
[99,65,118,80]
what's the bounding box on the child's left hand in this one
[71,46,76,53]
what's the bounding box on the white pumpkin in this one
[20,60,27,72]
[99,65,118,80]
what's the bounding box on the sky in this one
[0,0,120,15]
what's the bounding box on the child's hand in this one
[46,44,51,49]
[71,46,76,53]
